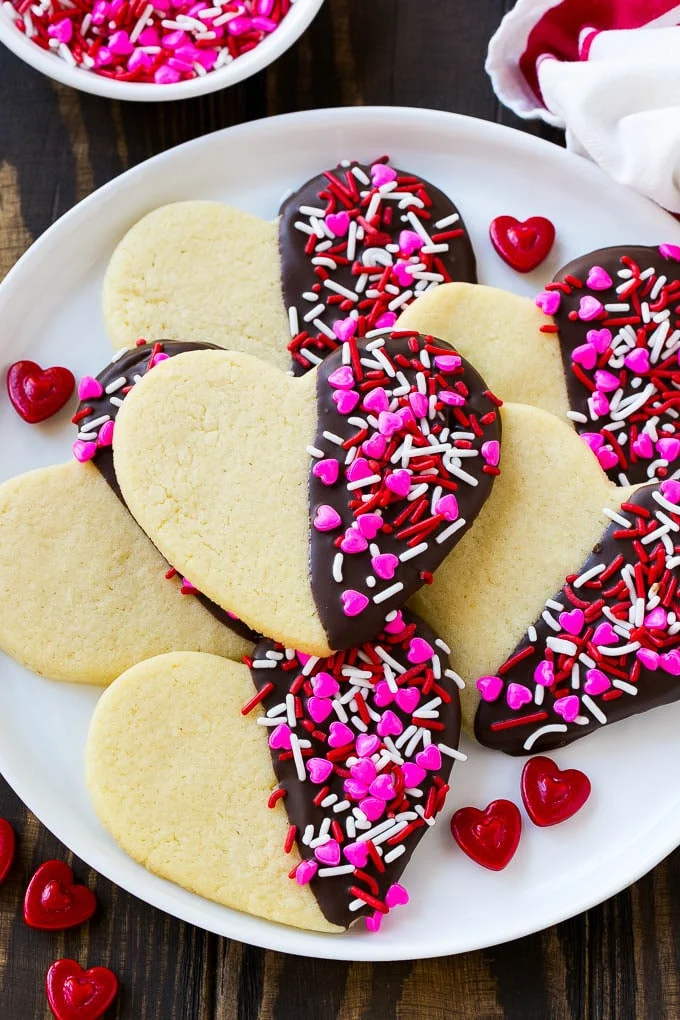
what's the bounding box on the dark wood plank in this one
[0,1,678,1017]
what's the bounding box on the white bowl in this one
[0,0,324,100]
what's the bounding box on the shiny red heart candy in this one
[24,860,96,930]
[450,798,521,871]
[521,755,591,827]
[46,959,117,1020]
[6,360,75,423]
[489,215,556,273]
[0,818,15,884]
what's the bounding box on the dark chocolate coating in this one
[249,610,461,929]
[309,333,501,650]
[552,245,680,484]
[74,341,258,644]
[279,161,477,375]
[475,484,680,754]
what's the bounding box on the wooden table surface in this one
[0,1,678,1017]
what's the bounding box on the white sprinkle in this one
[541,611,562,632]
[435,519,466,544]
[306,445,324,458]
[322,430,344,446]
[567,410,588,424]
[251,659,276,669]
[603,507,632,528]
[612,679,639,696]
[348,899,363,913]
[313,318,337,340]
[445,668,465,690]
[573,563,605,588]
[374,645,406,674]
[383,845,406,864]
[303,303,325,322]
[523,724,568,751]
[352,166,370,184]
[581,695,607,724]
[332,699,348,723]
[318,865,356,878]
[598,641,640,656]
[333,800,351,813]
[104,376,126,394]
[547,637,578,656]
[332,553,343,583]
[301,656,320,676]
[434,212,460,229]
[290,735,306,782]
[256,717,280,726]
[535,686,544,706]
[399,542,428,561]
[528,626,538,643]
[347,474,381,491]
[286,693,296,729]
[373,582,405,604]
[293,221,315,236]
[438,743,466,762]
[109,397,124,407]
[395,724,417,749]
[346,817,356,839]
[301,824,314,845]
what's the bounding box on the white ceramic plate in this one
[1,107,679,962]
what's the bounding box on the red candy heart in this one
[46,959,117,1020]
[24,860,96,930]
[521,755,591,827]
[0,818,15,884]
[7,360,75,423]
[489,215,556,273]
[450,798,521,871]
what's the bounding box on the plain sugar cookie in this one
[0,461,251,684]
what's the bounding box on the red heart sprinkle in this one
[489,215,556,273]
[6,360,75,424]
[521,755,591,827]
[0,818,15,885]
[46,959,117,1020]
[450,799,521,871]
[24,860,96,930]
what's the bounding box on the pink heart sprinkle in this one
[357,513,383,539]
[657,437,680,461]
[594,369,620,392]
[587,328,612,353]
[659,243,680,261]
[149,352,169,368]
[586,266,613,290]
[533,659,554,687]
[377,709,403,737]
[476,675,503,702]
[584,669,611,696]
[401,763,426,788]
[481,440,500,467]
[644,607,667,629]
[295,860,318,886]
[307,757,334,784]
[590,391,610,416]
[409,392,429,418]
[593,622,617,646]
[48,16,72,42]
[328,366,354,390]
[268,723,291,750]
[363,387,389,414]
[314,839,341,866]
[434,354,461,372]
[344,842,369,868]
[386,469,411,498]
[347,457,373,483]
[328,722,354,748]
[356,733,380,757]
[553,695,580,723]
[407,637,434,664]
[506,683,532,711]
[632,433,653,459]
[341,527,369,554]
[581,432,604,454]
[661,479,680,503]
[311,671,339,698]
[398,229,424,256]
[624,348,650,374]
[559,608,584,635]
[535,291,560,315]
[378,411,403,437]
[77,375,104,401]
[326,211,350,237]
[333,389,360,415]
[395,686,420,714]
[373,680,394,707]
[415,745,442,771]
[385,883,409,908]
[397,407,415,428]
[439,390,465,406]
[362,434,387,460]
[434,493,459,521]
[597,447,619,471]
[313,505,342,532]
[344,778,369,800]
[384,611,405,634]
[637,647,660,670]
[360,797,385,822]
[341,590,369,617]
[369,774,396,801]
[371,163,397,187]
[372,553,399,580]
[312,458,340,486]
[297,651,311,665]
[333,318,357,343]
[72,440,97,463]
[351,758,377,785]
[392,262,414,288]
[571,344,597,370]
[375,312,397,329]
[97,420,114,448]
[108,28,133,53]
[660,650,680,675]
[365,912,382,933]
[578,296,604,321]
[307,697,334,724]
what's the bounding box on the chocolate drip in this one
[475,484,680,755]
[74,341,258,644]
[248,610,461,929]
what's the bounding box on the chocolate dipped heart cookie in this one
[112,332,501,655]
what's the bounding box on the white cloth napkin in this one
[487,0,680,211]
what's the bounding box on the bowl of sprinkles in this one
[0,0,323,99]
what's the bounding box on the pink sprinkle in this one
[659,244,680,261]
[583,669,610,696]
[312,458,340,486]
[226,14,252,34]
[307,757,334,784]
[362,386,389,414]
[592,622,617,646]
[383,610,405,634]
[392,261,414,288]
[434,493,458,521]
[333,317,357,342]
[154,66,181,84]
[407,637,433,664]
[409,391,429,418]
[371,553,399,580]
[395,686,420,714]
[581,432,604,454]
[341,590,369,617]
[533,660,554,686]
[72,440,97,463]
[295,860,317,886]
[362,433,386,459]
[369,774,396,801]
[371,163,397,187]
[644,607,667,629]
[415,745,441,771]
[325,211,350,237]
[269,723,292,750]
[578,295,604,321]
[476,675,503,702]
[481,440,500,467]
[553,695,580,723]
[365,911,382,933]
[660,650,680,675]
[251,15,276,31]
[624,348,650,374]
[375,312,397,329]
[311,671,339,698]
[571,343,597,370]
[377,410,403,436]
[637,647,660,670]
[631,433,653,459]
[439,390,465,406]
[332,388,360,415]
[594,369,620,392]
[97,420,114,448]
[48,18,72,43]
[506,683,532,711]
[344,842,369,868]
[314,839,341,866]
[590,391,610,416]
[377,709,403,737]
[340,527,368,554]
[657,437,680,461]
[596,446,619,471]
[385,883,409,908]
[558,608,584,636]
[535,291,560,315]
[401,762,426,788]
[385,469,411,498]
[327,365,354,390]
[661,479,680,503]
[357,513,382,539]
[360,797,385,822]
[587,328,612,353]
[346,457,373,482]
[307,697,333,724]
[434,354,462,372]
[313,505,342,532]
[398,230,424,256]
[586,266,613,290]
[351,758,377,785]
[77,375,103,401]
[356,733,380,757]
[108,29,133,54]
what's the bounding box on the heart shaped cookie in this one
[86,611,462,931]
[113,332,501,653]
[0,460,250,684]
